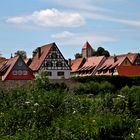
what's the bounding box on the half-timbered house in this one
[30,42,71,79]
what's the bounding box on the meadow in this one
[0,72,140,139]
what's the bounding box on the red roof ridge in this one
[82,41,92,50]
[2,56,19,80]
[30,43,55,71]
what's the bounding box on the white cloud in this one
[45,0,140,27]
[6,8,85,27]
[52,31,74,39]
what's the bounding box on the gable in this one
[40,44,70,70]
[2,56,34,80]
[134,54,140,65]
[13,57,28,70]
[120,57,132,66]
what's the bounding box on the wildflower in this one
[131,133,134,138]
[117,95,125,98]
[34,103,39,106]
[25,101,30,104]
[73,110,76,114]
[92,120,96,123]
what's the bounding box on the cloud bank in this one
[6,8,85,27]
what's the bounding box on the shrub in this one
[73,81,114,95]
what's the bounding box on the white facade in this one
[47,70,70,79]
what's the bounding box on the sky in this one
[0,0,140,59]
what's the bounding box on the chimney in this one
[38,47,41,58]
[114,54,117,62]
[11,53,13,58]
[68,58,71,67]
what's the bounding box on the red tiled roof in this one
[24,58,32,66]
[117,66,140,76]
[98,56,113,70]
[98,55,130,71]
[30,43,53,71]
[82,41,92,50]
[109,56,127,69]
[79,56,104,71]
[0,57,7,63]
[117,53,138,64]
[71,58,85,72]
[2,56,19,80]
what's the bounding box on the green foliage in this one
[32,47,38,57]
[14,50,27,59]
[74,53,82,59]
[0,78,140,139]
[73,81,114,95]
[73,75,140,90]
[95,47,110,57]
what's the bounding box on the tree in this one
[96,47,110,57]
[32,48,38,57]
[75,53,82,59]
[102,50,110,57]
[14,50,27,59]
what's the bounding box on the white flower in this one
[117,95,125,98]
[25,101,30,104]
[34,103,39,106]
[92,120,96,123]
[131,133,134,138]
[73,110,76,114]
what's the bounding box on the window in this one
[135,58,140,65]
[23,70,28,75]
[18,70,22,75]
[18,61,23,66]
[98,70,102,74]
[12,70,17,75]
[57,71,64,76]
[48,62,52,67]
[51,53,57,59]
[47,71,52,76]
[124,60,128,65]
[56,61,62,67]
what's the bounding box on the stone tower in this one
[82,41,93,58]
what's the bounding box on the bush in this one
[0,77,140,139]
[73,81,114,95]
[74,75,140,90]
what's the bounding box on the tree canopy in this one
[32,48,38,57]
[14,50,27,59]
[95,47,110,57]
[75,53,82,59]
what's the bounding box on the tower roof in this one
[82,41,92,50]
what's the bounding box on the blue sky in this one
[0,0,140,59]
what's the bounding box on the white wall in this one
[47,70,70,79]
